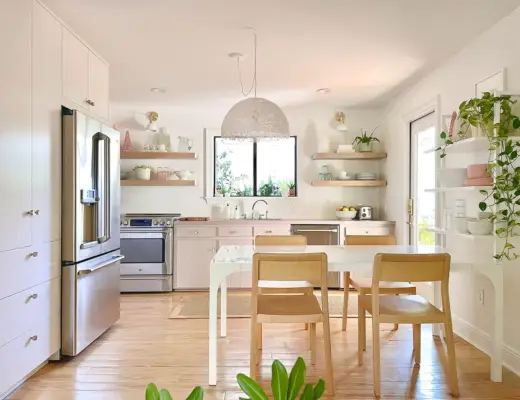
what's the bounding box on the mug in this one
[158,144,166,152]
[338,171,347,179]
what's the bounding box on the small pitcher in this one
[178,136,193,152]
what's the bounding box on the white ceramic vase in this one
[358,142,373,152]
[135,168,151,180]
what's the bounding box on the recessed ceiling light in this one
[316,88,330,94]
[150,88,166,93]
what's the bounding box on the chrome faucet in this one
[252,200,268,219]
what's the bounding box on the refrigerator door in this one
[62,110,102,262]
[61,251,123,356]
[100,125,120,255]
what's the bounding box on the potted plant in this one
[288,181,296,197]
[436,92,520,260]
[352,126,380,152]
[146,384,203,400]
[134,165,152,180]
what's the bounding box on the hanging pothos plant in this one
[435,92,520,260]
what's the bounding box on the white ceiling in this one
[45,0,520,107]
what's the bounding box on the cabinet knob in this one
[34,210,40,215]
[265,230,272,234]
[29,251,38,258]
[194,231,199,235]
[29,293,38,300]
[27,210,34,216]
[230,230,237,234]
[29,335,38,341]
[365,231,369,234]
[85,99,96,106]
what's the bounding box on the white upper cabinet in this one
[0,0,33,251]
[62,27,110,121]
[62,27,89,111]
[32,1,62,244]
[88,52,110,121]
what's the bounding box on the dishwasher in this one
[290,224,340,288]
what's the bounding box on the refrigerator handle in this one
[94,133,111,243]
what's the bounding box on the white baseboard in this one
[452,315,520,377]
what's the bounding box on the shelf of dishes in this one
[121,151,197,159]
[312,180,386,187]
[424,136,520,154]
[312,152,387,160]
[121,167,193,182]
[121,180,196,187]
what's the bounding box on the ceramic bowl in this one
[336,210,357,220]
[437,168,466,187]
[453,217,469,233]
[467,163,490,179]
[467,218,493,235]
[174,170,192,180]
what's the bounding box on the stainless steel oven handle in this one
[121,232,167,239]
[77,255,124,276]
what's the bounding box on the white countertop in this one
[175,219,395,225]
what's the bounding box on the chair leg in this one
[250,318,258,379]
[444,320,460,397]
[342,272,350,331]
[413,324,421,365]
[357,295,366,366]
[310,323,316,365]
[305,323,309,330]
[372,316,381,398]
[393,294,399,331]
[257,323,263,350]
[322,318,335,395]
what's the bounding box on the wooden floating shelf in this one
[426,227,493,239]
[312,152,387,160]
[121,151,197,160]
[311,180,386,187]
[121,180,196,187]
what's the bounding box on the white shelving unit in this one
[425,185,491,193]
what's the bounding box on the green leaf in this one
[440,132,447,139]
[440,154,446,159]
[159,389,173,400]
[479,202,488,211]
[186,386,204,400]
[287,358,306,400]
[272,360,289,400]
[237,374,268,400]
[299,384,314,400]
[313,379,326,399]
[513,118,520,129]
[146,384,161,400]
[479,190,488,196]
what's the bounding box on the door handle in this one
[77,255,124,276]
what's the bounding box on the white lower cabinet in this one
[175,239,217,289]
[0,314,60,398]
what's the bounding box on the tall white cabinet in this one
[0,1,110,398]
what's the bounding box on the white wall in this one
[112,103,386,220]
[383,8,520,373]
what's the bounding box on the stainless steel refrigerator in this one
[61,107,122,357]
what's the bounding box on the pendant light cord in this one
[237,32,257,98]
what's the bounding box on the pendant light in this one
[221,32,289,141]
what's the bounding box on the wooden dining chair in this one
[342,235,416,333]
[250,252,334,394]
[358,253,459,398]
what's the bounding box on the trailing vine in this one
[436,92,520,260]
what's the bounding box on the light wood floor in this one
[8,293,520,400]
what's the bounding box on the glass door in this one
[409,112,437,301]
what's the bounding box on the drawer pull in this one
[29,293,38,300]
[27,210,34,216]
[86,99,96,106]
[30,335,38,341]
[34,209,40,215]
[29,251,38,258]
[365,231,369,234]
[230,230,237,234]
[265,230,272,234]
[194,231,199,235]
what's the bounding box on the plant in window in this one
[352,126,380,152]
[435,92,520,260]
[259,176,281,197]
[215,150,249,196]
[288,181,296,197]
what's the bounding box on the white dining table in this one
[208,244,505,385]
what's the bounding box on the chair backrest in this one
[346,235,397,245]
[252,252,329,315]
[255,235,307,246]
[372,253,450,285]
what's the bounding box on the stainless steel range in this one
[120,213,180,292]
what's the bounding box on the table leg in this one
[209,277,219,386]
[491,274,504,382]
[220,280,227,337]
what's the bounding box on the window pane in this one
[214,138,254,196]
[256,137,296,196]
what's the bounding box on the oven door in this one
[120,229,172,275]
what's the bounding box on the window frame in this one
[212,135,298,197]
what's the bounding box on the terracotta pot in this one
[289,188,296,197]
[467,164,490,179]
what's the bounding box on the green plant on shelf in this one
[352,126,380,146]
[435,92,520,260]
[259,176,282,197]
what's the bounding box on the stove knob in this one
[123,220,129,226]
[153,220,158,225]
[160,220,165,226]
[166,220,172,226]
